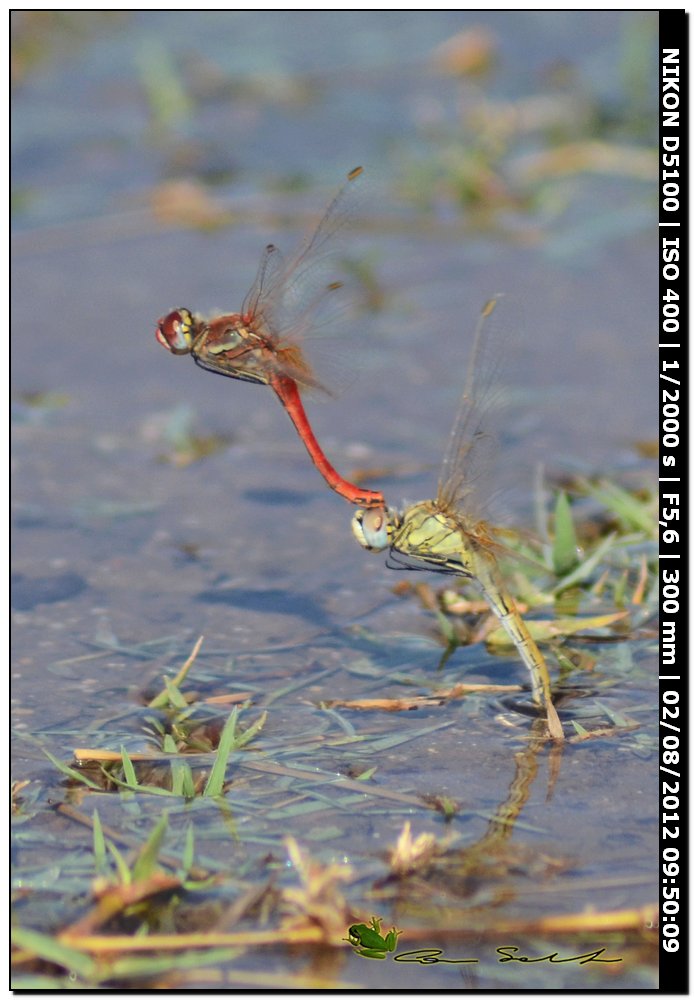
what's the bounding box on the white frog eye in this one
[352,506,390,551]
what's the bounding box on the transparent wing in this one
[437,295,505,517]
[241,168,364,350]
[242,243,288,328]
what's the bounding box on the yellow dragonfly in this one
[352,298,564,741]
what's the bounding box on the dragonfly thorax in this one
[391,502,476,576]
[190,317,277,386]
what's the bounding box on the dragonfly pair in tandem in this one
[155,169,563,741]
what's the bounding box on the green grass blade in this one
[170,761,185,797]
[132,812,170,881]
[41,750,104,791]
[353,766,377,781]
[232,710,267,750]
[147,636,204,708]
[181,765,196,800]
[106,947,243,980]
[163,676,189,709]
[552,532,617,593]
[170,760,197,800]
[119,746,139,788]
[588,480,655,535]
[594,700,631,728]
[11,974,77,989]
[106,840,132,885]
[181,823,195,877]
[92,810,107,876]
[105,772,179,797]
[552,492,579,576]
[203,708,238,798]
[11,927,97,980]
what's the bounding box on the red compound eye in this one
[155,308,195,354]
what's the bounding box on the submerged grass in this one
[12,475,657,988]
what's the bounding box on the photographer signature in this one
[393,946,622,966]
[346,919,622,966]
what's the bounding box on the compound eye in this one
[155,308,195,354]
[352,506,390,551]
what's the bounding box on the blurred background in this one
[12,9,657,649]
[12,12,658,989]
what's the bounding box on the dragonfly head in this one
[156,308,196,355]
[351,506,399,552]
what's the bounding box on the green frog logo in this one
[346,916,402,959]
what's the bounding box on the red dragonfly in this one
[155,167,384,509]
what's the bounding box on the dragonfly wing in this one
[437,296,504,517]
[263,347,333,395]
[242,243,288,334]
[239,170,364,397]
[283,167,363,288]
[253,170,363,344]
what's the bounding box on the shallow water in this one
[12,11,658,989]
